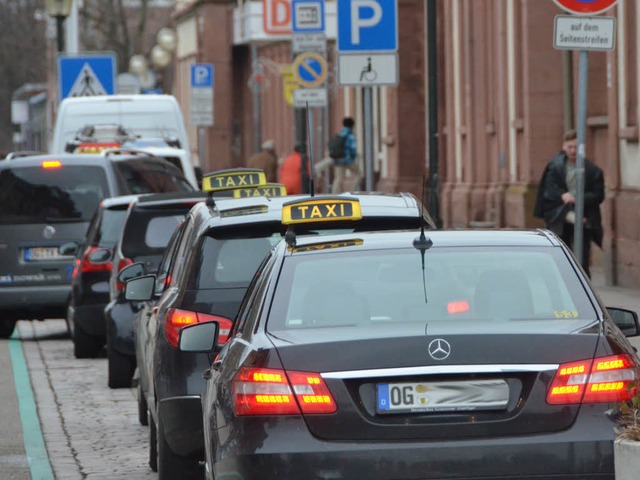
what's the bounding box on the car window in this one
[155,219,189,295]
[0,166,108,224]
[268,247,597,335]
[167,216,197,288]
[191,233,280,289]
[113,159,193,194]
[95,208,129,247]
[233,252,276,336]
[121,208,186,258]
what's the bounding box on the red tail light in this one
[79,247,112,274]
[447,300,470,315]
[233,367,337,416]
[164,309,233,348]
[547,354,637,405]
[115,257,134,292]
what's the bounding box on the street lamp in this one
[45,0,73,53]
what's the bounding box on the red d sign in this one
[553,0,619,15]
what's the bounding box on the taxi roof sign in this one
[282,196,363,225]
[232,183,288,198]
[202,168,267,193]
[74,142,121,154]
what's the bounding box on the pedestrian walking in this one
[279,144,309,195]
[328,117,362,193]
[247,139,278,182]
[534,129,605,277]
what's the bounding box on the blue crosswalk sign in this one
[337,0,398,52]
[58,53,116,101]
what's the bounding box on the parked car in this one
[67,195,142,358]
[0,153,194,338]
[125,170,436,479]
[179,216,640,480]
[103,192,206,387]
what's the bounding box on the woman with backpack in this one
[328,117,361,193]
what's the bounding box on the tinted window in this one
[95,209,128,246]
[269,247,596,335]
[121,207,190,258]
[113,159,193,194]
[0,166,108,224]
[192,234,280,289]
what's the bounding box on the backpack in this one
[328,133,347,160]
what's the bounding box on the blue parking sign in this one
[337,0,398,52]
[191,64,214,88]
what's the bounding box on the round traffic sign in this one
[553,0,619,15]
[292,52,328,88]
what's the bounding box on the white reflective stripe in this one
[321,364,559,380]
[567,374,589,385]
[235,383,292,395]
[589,369,636,384]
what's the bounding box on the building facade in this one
[172,0,640,288]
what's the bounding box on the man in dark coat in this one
[534,129,604,278]
[247,139,278,183]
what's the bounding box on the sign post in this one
[337,0,398,192]
[190,64,214,169]
[552,0,617,270]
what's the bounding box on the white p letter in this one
[351,0,382,45]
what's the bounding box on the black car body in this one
[68,195,141,358]
[125,182,436,479]
[182,222,640,480]
[0,153,193,338]
[103,192,206,387]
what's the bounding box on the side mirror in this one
[59,242,80,257]
[178,322,219,353]
[124,275,155,301]
[118,262,146,284]
[87,247,111,264]
[608,307,640,338]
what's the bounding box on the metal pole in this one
[56,16,65,53]
[562,51,574,132]
[574,50,588,268]
[363,86,374,191]
[250,44,261,153]
[199,126,207,171]
[426,0,442,228]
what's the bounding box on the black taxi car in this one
[178,201,640,480]
[124,169,436,479]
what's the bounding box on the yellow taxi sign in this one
[202,168,267,193]
[232,183,287,198]
[282,196,362,225]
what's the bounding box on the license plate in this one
[376,379,509,414]
[24,247,69,261]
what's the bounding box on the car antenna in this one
[413,175,433,303]
[305,102,315,197]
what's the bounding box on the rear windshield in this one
[0,166,108,224]
[121,207,192,258]
[268,246,597,335]
[190,233,281,289]
[114,159,193,194]
[95,209,128,247]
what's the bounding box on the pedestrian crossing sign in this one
[57,53,117,101]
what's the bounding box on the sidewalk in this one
[591,267,640,313]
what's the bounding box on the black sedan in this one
[180,209,640,480]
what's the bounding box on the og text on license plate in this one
[376,379,509,414]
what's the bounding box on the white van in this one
[50,95,191,156]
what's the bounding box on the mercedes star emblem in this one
[43,226,56,239]
[428,338,451,360]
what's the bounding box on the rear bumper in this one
[158,395,203,458]
[211,406,616,480]
[0,285,70,319]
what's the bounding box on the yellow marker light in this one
[42,160,62,169]
[595,359,625,371]
[559,365,585,376]
[253,372,283,383]
[282,196,362,225]
[202,168,267,193]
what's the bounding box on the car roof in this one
[0,152,159,167]
[100,194,144,209]
[132,191,207,207]
[200,192,434,228]
[278,229,562,253]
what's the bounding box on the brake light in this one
[233,367,336,416]
[447,300,470,314]
[80,247,112,274]
[547,354,637,405]
[42,160,61,169]
[164,309,233,348]
[115,258,134,292]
